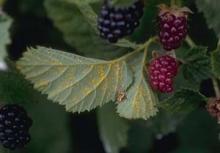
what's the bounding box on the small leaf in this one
[176,47,211,85]
[196,0,220,38]
[117,51,158,120]
[211,46,220,79]
[0,14,12,63]
[127,122,153,153]
[25,102,71,153]
[98,103,129,153]
[17,46,132,113]
[176,110,220,151]
[160,89,206,116]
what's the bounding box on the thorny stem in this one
[186,35,196,48]
[212,78,220,100]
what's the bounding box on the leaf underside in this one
[17,46,158,120]
[117,51,158,120]
[17,46,132,113]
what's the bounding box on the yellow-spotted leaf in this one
[16,46,132,113]
[117,51,158,120]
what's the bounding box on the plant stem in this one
[185,35,196,48]
[212,78,220,100]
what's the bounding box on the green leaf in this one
[25,102,71,153]
[44,0,128,59]
[0,70,45,104]
[176,110,220,152]
[0,14,12,63]
[172,147,209,153]
[127,122,153,153]
[160,89,206,116]
[16,46,132,113]
[98,103,129,153]
[117,51,158,120]
[196,0,220,38]
[71,0,98,32]
[70,0,99,4]
[211,46,220,79]
[176,47,211,86]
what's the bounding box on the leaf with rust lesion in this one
[16,46,133,113]
[117,50,158,120]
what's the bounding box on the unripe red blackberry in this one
[148,55,178,93]
[158,4,192,51]
[0,104,32,150]
[98,0,144,43]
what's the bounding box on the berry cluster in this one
[148,55,178,93]
[0,104,32,150]
[98,0,144,43]
[158,4,191,51]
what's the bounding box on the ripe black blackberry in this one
[0,104,32,150]
[148,55,178,93]
[158,4,192,51]
[98,0,144,43]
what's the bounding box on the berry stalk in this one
[185,35,196,48]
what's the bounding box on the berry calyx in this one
[158,4,192,51]
[97,0,144,43]
[148,55,178,93]
[206,98,220,124]
[0,104,32,150]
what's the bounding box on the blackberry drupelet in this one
[98,0,144,43]
[148,55,178,93]
[158,4,192,51]
[0,104,32,150]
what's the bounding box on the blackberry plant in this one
[0,0,220,153]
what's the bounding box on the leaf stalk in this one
[186,35,196,48]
